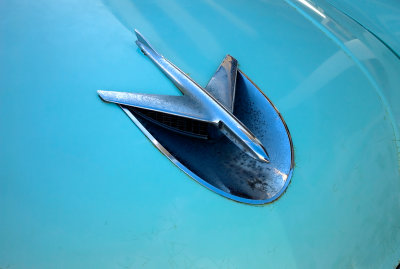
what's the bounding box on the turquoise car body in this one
[1,0,400,268]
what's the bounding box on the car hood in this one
[326,0,400,57]
[1,0,399,268]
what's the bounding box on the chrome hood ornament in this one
[99,30,294,204]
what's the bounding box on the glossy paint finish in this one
[1,0,400,268]
[290,0,400,144]
[326,0,400,56]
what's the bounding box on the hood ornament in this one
[99,30,294,204]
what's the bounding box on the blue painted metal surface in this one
[1,0,399,268]
[326,0,400,57]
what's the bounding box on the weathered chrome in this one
[98,30,294,204]
[205,55,238,112]
[119,70,294,204]
[98,30,269,163]
[97,92,210,122]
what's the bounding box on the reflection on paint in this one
[298,0,326,18]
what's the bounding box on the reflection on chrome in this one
[274,168,288,182]
[99,30,294,204]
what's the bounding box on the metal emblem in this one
[99,30,294,204]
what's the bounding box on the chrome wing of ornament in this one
[98,30,269,163]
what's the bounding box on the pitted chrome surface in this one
[100,30,294,204]
[123,71,294,203]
